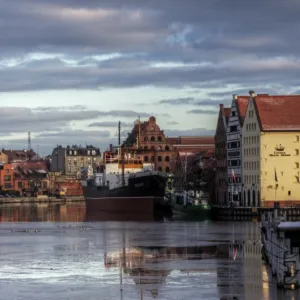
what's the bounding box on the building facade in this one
[242,93,300,207]
[215,104,231,204]
[51,145,102,177]
[125,116,177,173]
[64,145,101,177]
[227,95,249,204]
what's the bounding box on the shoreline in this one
[0,196,84,204]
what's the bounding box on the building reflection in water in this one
[0,202,87,222]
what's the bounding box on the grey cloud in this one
[0,1,298,93]
[0,106,150,133]
[37,129,110,138]
[164,127,215,137]
[167,121,179,125]
[88,121,133,128]
[187,109,218,115]
[33,105,87,111]
[159,97,195,105]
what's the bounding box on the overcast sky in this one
[0,0,299,155]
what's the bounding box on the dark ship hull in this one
[83,172,172,219]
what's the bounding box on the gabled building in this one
[242,92,300,207]
[124,116,177,173]
[215,104,231,204]
[227,94,249,204]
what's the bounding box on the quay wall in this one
[0,196,84,204]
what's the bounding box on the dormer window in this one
[151,126,155,131]
[92,150,96,155]
[69,151,72,155]
[87,151,90,155]
[74,151,77,155]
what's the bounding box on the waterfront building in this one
[124,116,177,173]
[50,145,101,177]
[227,95,249,205]
[215,104,231,204]
[242,92,300,207]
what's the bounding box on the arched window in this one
[144,137,147,142]
[158,167,162,172]
[144,146,148,150]
[157,136,162,142]
[144,156,148,162]
[165,156,170,162]
[151,126,155,131]
[158,156,162,162]
[151,146,155,150]
[151,156,155,162]
[165,145,170,151]
[157,146,162,151]
[151,136,155,142]
[165,166,170,173]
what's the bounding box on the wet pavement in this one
[0,203,300,299]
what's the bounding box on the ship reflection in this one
[0,202,165,222]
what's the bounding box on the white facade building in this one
[227,95,249,204]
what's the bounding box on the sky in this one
[0,0,299,156]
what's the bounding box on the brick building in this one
[1,149,37,162]
[124,116,177,173]
[215,104,231,204]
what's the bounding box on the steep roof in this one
[254,95,300,131]
[223,108,231,124]
[235,96,250,125]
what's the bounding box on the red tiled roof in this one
[235,96,250,125]
[223,108,231,124]
[254,95,300,131]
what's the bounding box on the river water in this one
[0,203,299,300]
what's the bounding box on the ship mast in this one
[137,115,141,149]
[118,121,125,187]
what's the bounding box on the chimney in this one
[219,104,224,108]
[249,90,256,97]
[109,144,113,152]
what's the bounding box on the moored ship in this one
[83,122,172,218]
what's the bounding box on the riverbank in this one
[0,196,84,204]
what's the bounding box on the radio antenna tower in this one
[28,132,32,150]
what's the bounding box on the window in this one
[4,175,11,181]
[230,125,238,132]
[157,136,162,142]
[151,136,155,142]
[158,167,162,171]
[165,145,170,151]
[158,156,162,162]
[296,162,299,169]
[17,181,22,188]
[296,149,299,156]
[295,176,300,183]
[151,146,155,150]
[288,191,291,196]
[165,166,170,173]
[232,111,236,117]
[4,183,12,189]
[165,156,170,162]
[296,135,300,142]
[144,146,148,150]
[144,156,149,162]
[151,126,155,131]
[151,156,155,162]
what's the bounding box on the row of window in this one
[144,156,170,162]
[244,147,260,156]
[144,136,163,142]
[158,166,170,173]
[228,159,241,167]
[244,175,260,185]
[228,176,241,183]
[143,145,170,151]
[245,123,257,132]
[68,150,98,155]
[244,136,259,145]
[228,141,240,149]
[248,110,255,118]
[244,161,260,170]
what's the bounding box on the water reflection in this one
[0,206,300,299]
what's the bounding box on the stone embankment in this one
[0,196,84,204]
